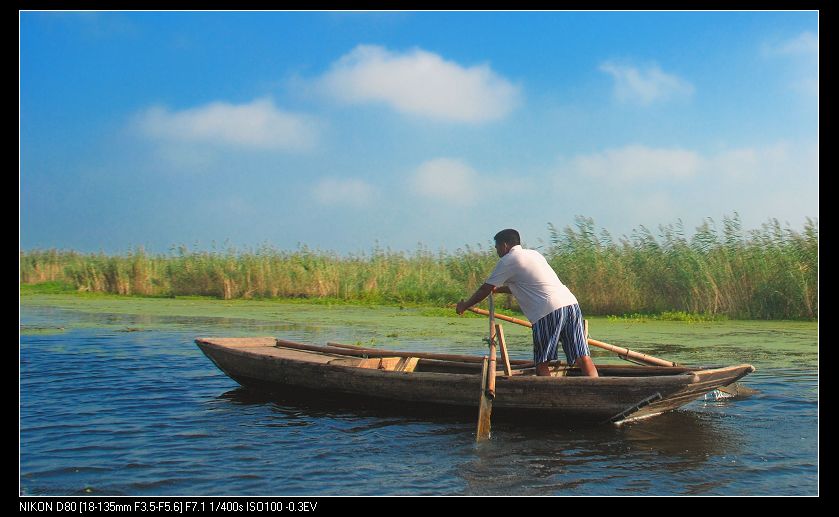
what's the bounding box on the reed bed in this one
[20,215,817,320]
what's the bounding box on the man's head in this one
[493,229,520,257]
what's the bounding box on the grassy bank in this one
[20,214,817,320]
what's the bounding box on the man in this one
[455,229,599,378]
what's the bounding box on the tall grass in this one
[20,244,496,306]
[20,215,818,320]
[547,214,818,320]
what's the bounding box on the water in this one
[19,302,819,496]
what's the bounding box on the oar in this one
[466,306,679,367]
[476,294,496,442]
[476,356,492,440]
[486,294,498,398]
[465,306,752,397]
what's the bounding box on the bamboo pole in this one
[486,293,497,398]
[476,294,496,442]
[495,323,513,377]
[467,307,530,328]
[465,306,680,368]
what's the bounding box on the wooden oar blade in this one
[476,395,492,440]
[476,355,492,441]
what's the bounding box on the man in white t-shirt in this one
[456,229,599,377]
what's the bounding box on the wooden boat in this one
[195,337,755,425]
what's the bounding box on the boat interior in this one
[324,354,697,377]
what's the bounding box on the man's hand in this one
[456,284,496,316]
[456,299,468,315]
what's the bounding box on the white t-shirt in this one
[485,245,578,322]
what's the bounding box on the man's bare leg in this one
[575,356,599,378]
[536,357,598,377]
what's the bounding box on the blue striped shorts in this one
[531,304,590,365]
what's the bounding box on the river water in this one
[19,301,819,496]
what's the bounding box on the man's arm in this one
[456,283,496,315]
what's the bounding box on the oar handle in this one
[466,306,680,367]
[468,306,531,328]
[586,338,678,367]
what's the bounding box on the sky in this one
[20,11,819,254]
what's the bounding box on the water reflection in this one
[221,387,740,449]
[217,385,747,495]
[458,408,746,495]
[218,386,470,425]
[619,410,743,458]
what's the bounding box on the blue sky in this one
[20,11,819,254]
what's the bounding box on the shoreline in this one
[20,292,818,370]
[20,290,818,324]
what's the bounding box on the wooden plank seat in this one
[328,356,419,372]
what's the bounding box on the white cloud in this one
[709,141,818,185]
[599,61,694,105]
[619,190,681,224]
[762,31,819,97]
[793,77,819,97]
[411,158,481,204]
[707,147,761,182]
[317,44,520,123]
[568,145,701,182]
[553,141,817,239]
[567,142,817,186]
[313,177,376,207]
[136,97,318,151]
[764,31,818,57]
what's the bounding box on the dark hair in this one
[494,229,521,247]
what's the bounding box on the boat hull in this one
[196,337,755,424]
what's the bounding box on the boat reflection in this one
[458,408,746,495]
[219,384,745,495]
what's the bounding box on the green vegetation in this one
[607,311,728,324]
[19,294,818,369]
[20,214,817,320]
[19,280,76,295]
[546,214,817,321]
